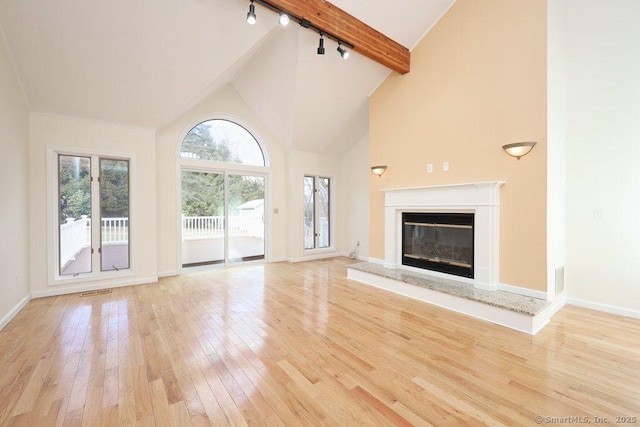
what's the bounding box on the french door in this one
[58,154,130,276]
[303,175,330,250]
[181,170,265,267]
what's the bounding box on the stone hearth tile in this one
[348,262,550,316]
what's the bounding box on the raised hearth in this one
[347,262,556,334]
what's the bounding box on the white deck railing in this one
[102,217,129,244]
[62,214,265,268]
[182,215,264,240]
[60,216,129,267]
[60,216,90,267]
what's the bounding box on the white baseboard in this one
[157,270,178,278]
[367,257,385,265]
[287,252,342,263]
[0,294,32,331]
[31,276,158,299]
[547,292,567,318]
[568,297,640,320]
[269,257,288,263]
[498,282,548,300]
[531,292,566,333]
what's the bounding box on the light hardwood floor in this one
[1,257,639,426]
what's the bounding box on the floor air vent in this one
[80,289,113,297]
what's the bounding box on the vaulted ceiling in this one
[0,0,455,154]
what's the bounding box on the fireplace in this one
[383,182,504,290]
[402,212,474,278]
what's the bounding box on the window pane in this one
[100,159,129,271]
[303,176,315,249]
[59,155,92,276]
[181,171,225,266]
[229,175,265,262]
[318,178,330,248]
[180,120,265,166]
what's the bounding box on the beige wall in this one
[0,32,31,327]
[155,85,288,273]
[29,113,157,296]
[369,0,548,290]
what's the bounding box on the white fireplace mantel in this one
[382,181,505,291]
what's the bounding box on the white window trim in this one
[46,146,137,286]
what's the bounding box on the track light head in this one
[317,34,325,55]
[337,43,350,60]
[279,12,289,26]
[246,1,256,25]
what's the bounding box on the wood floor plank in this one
[99,404,117,427]
[169,400,192,426]
[80,386,102,426]
[10,357,54,416]
[1,258,639,426]
[149,379,172,427]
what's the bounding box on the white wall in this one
[341,133,369,260]
[286,150,343,261]
[547,0,568,300]
[0,31,31,328]
[155,85,288,274]
[565,0,640,316]
[29,113,157,297]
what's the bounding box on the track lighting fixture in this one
[279,12,289,26]
[317,34,325,55]
[246,0,256,25]
[337,42,350,60]
[245,0,354,60]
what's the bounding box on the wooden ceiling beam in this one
[255,0,410,74]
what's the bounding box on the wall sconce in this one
[502,141,536,160]
[371,165,387,177]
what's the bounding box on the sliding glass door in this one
[181,170,265,267]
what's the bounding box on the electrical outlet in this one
[427,164,433,173]
[443,161,449,171]
[593,208,605,220]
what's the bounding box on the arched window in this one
[178,117,268,268]
[180,119,265,166]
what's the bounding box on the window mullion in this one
[91,156,101,272]
[224,172,230,264]
[314,177,319,248]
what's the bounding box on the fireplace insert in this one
[402,212,474,279]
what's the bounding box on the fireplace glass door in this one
[402,212,474,278]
